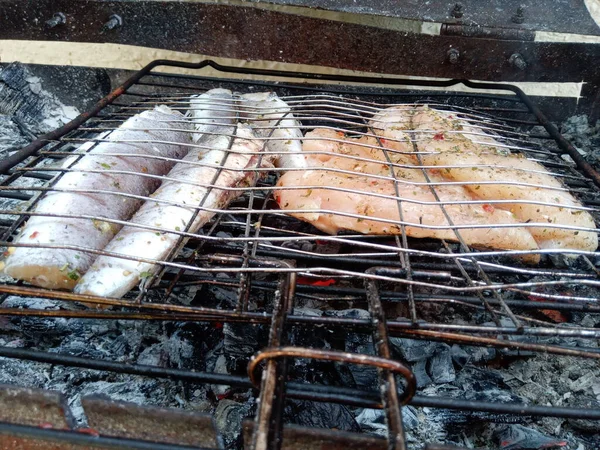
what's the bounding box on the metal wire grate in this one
[0,60,598,449]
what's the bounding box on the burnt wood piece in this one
[1,1,600,86]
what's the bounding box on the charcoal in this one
[211,354,231,398]
[325,309,378,388]
[496,424,568,449]
[292,307,323,317]
[354,406,420,437]
[450,345,470,368]
[565,395,600,432]
[206,284,239,308]
[325,308,370,320]
[412,359,433,388]
[168,284,200,306]
[390,337,440,362]
[561,115,594,159]
[13,317,73,343]
[286,400,360,432]
[2,296,63,310]
[0,356,49,388]
[450,343,496,365]
[428,345,456,384]
[205,341,231,397]
[55,338,116,360]
[136,332,194,369]
[463,345,496,363]
[402,405,420,429]
[344,334,378,389]
[0,114,28,154]
[281,239,315,252]
[73,378,183,425]
[223,323,263,373]
[214,399,253,447]
[0,62,79,146]
[355,408,387,436]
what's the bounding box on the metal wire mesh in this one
[0,62,599,449]
[1,81,598,317]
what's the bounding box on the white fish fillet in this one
[3,106,192,290]
[276,129,540,261]
[75,108,267,298]
[404,106,597,252]
[241,92,307,170]
[189,88,236,143]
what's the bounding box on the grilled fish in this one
[374,105,598,253]
[276,128,540,260]
[241,92,307,170]
[76,92,268,298]
[3,106,192,290]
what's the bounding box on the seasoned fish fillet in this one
[408,106,598,252]
[302,128,419,177]
[4,106,192,290]
[75,120,267,299]
[276,129,540,260]
[241,92,307,170]
[190,89,236,143]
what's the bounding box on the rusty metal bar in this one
[250,264,296,450]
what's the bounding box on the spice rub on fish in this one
[276,128,540,260]
[76,90,270,298]
[3,106,192,290]
[371,105,598,253]
[240,92,307,170]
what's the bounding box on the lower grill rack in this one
[0,60,598,449]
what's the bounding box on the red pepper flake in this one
[39,422,54,429]
[29,231,39,239]
[77,428,100,437]
[297,277,336,287]
[316,239,328,245]
[216,392,230,400]
[214,321,223,329]
[380,138,388,146]
[433,132,445,141]
[482,204,495,213]
[447,115,454,119]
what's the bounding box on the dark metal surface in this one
[0,422,212,450]
[250,0,600,36]
[0,385,219,449]
[1,1,600,88]
[82,397,221,448]
[440,24,535,41]
[249,263,295,450]
[0,384,72,429]
[243,421,389,450]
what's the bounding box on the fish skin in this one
[189,88,237,142]
[240,92,307,170]
[3,106,192,290]
[76,91,269,298]
[276,129,540,261]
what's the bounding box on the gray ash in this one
[560,115,600,171]
[0,62,79,160]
